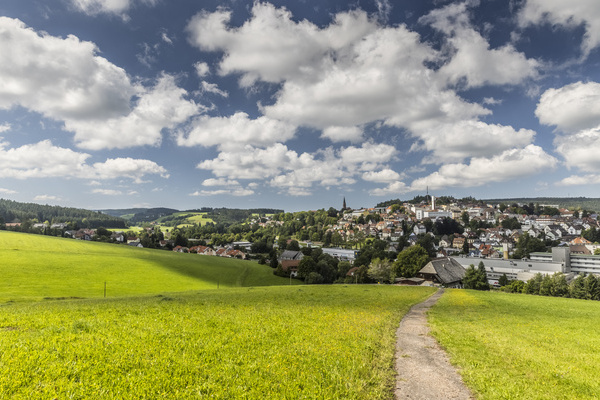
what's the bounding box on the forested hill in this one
[0,199,127,228]
[482,197,600,212]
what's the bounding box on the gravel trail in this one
[395,289,474,400]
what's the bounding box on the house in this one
[278,250,304,276]
[173,246,189,253]
[417,258,466,288]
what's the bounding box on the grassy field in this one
[429,290,600,399]
[0,231,294,302]
[0,285,435,399]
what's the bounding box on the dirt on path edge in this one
[394,289,474,400]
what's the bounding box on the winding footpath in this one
[395,289,474,400]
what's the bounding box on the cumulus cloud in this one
[194,62,210,77]
[557,174,600,186]
[66,74,201,150]
[370,181,408,196]
[177,112,296,151]
[202,178,240,187]
[0,18,200,150]
[198,142,397,196]
[0,140,168,182]
[519,0,600,58]
[554,127,600,172]
[410,145,558,191]
[536,81,600,133]
[0,188,17,194]
[0,123,11,133]
[321,126,363,143]
[421,2,539,88]
[362,169,402,182]
[416,120,536,164]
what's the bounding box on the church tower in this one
[342,197,347,210]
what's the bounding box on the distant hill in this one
[99,207,180,222]
[483,197,600,212]
[0,198,127,228]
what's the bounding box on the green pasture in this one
[429,290,600,399]
[0,231,294,302]
[0,285,435,399]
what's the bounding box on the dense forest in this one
[0,199,127,228]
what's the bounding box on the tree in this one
[550,273,569,297]
[523,273,543,295]
[393,245,429,278]
[305,272,324,284]
[539,274,552,296]
[585,274,600,300]
[461,211,470,225]
[297,256,317,280]
[570,274,587,299]
[463,262,490,290]
[367,258,393,283]
[498,273,509,287]
[287,240,300,251]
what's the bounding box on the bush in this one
[305,272,324,285]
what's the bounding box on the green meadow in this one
[0,231,293,302]
[0,286,434,399]
[429,290,600,399]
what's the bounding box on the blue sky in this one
[0,0,599,212]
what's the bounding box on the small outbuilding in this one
[418,257,466,288]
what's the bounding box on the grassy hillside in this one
[0,286,435,399]
[0,231,295,302]
[429,290,600,399]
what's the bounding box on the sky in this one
[0,0,599,212]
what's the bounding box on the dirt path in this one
[395,289,474,400]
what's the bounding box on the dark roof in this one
[279,250,304,261]
[419,258,465,284]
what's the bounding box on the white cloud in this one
[92,188,123,196]
[187,4,376,86]
[200,81,228,97]
[0,123,11,133]
[370,181,408,196]
[483,97,502,105]
[91,157,169,183]
[0,188,17,194]
[536,81,600,133]
[67,74,201,150]
[0,17,134,121]
[416,120,536,164]
[557,174,600,186]
[69,0,158,17]
[519,0,600,58]
[321,126,363,143]
[161,31,173,45]
[554,127,600,172]
[178,112,296,151]
[0,18,200,150]
[202,178,240,187]
[420,2,539,88]
[362,169,402,182]
[194,62,210,77]
[34,194,61,202]
[190,188,254,197]
[0,140,168,182]
[198,142,397,196]
[410,145,558,191]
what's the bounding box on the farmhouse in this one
[418,258,466,288]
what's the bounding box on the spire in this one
[343,197,347,210]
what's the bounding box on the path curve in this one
[395,289,474,400]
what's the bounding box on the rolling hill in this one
[0,231,296,302]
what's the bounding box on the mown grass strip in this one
[429,290,600,399]
[0,285,435,399]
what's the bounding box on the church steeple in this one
[342,197,347,210]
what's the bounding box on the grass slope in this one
[0,286,435,399]
[0,231,294,302]
[429,290,600,399]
